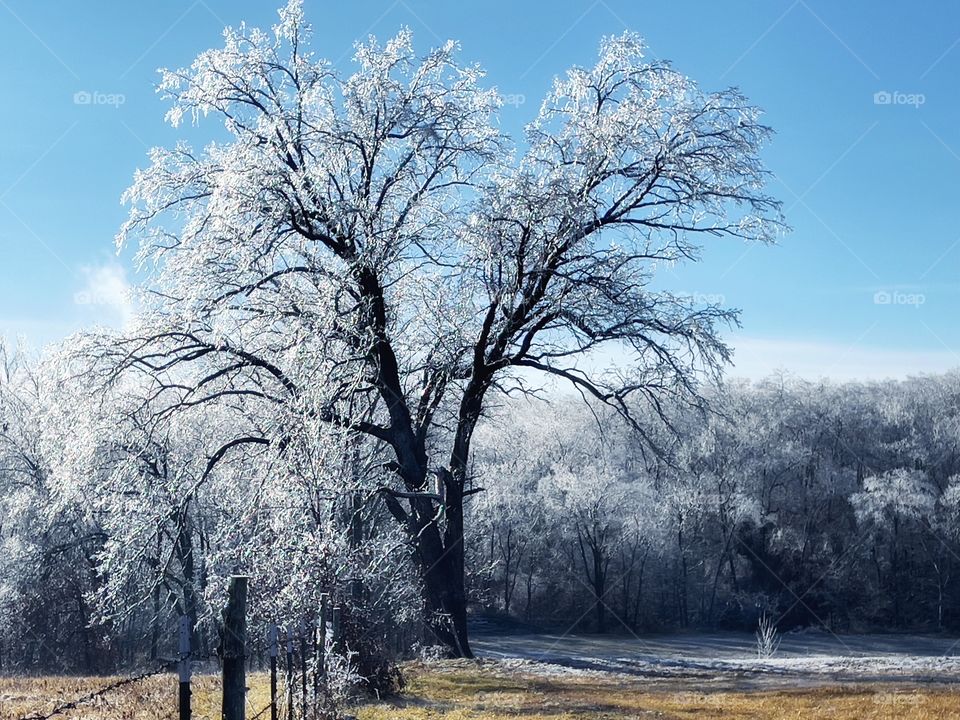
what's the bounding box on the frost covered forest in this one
[470,376,960,635]
[5,343,960,672]
[1,0,954,685]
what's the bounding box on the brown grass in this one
[356,662,960,720]
[2,664,960,719]
[0,672,271,720]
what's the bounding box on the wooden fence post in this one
[178,614,191,720]
[269,625,278,720]
[221,576,248,720]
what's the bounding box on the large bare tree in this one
[112,1,783,656]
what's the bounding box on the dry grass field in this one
[0,672,272,720]
[3,662,960,719]
[357,662,960,720]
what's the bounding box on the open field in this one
[358,663,960,720]
[471,630,960,688]
[3,666,960,720]
[4,633,960,719]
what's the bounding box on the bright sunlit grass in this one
[3,664,959,719]
[0,672,272,720]
[356,662,960,720]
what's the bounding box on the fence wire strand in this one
[15,658,180,720]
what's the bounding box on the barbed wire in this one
[16,658,179,720]
[248,700,275,720]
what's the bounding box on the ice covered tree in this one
[112,0,783,655]
[853,467,937,624]
[0,344,108,670]
[44,363,235,656]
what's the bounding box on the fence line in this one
[10,577,363,720]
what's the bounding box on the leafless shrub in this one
[756,612,781,658]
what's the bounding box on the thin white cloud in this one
[728,335,960,381]
[73,262,135,329]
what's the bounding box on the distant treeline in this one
[468,373,960,634]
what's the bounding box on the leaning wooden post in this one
[178,614,191,720]
[285,628,294,720]
[221,576,248,720]
[269,625,278,720]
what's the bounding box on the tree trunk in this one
[677,521,689,628]
[151,582,161,661]
[416,518,472,658]
[175,518,199,650]
[525,572,534,620]
[593,546,607,634]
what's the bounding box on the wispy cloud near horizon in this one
[728,334,960,382]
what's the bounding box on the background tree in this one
[0,344,106,670]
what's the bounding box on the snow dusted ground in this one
[469,629,960,688]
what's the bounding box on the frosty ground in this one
[468,628,960,689]
[5,633,960,720]
[356,630,960,720]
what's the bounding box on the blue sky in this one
[1,0,958,380]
